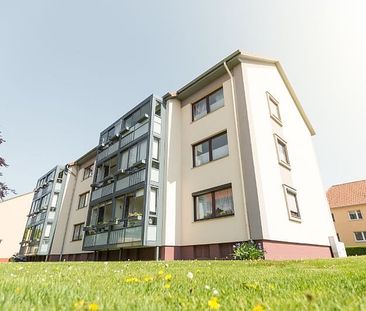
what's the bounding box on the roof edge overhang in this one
[163,50,316,136]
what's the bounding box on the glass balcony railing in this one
[91,183,114,201]
[96,141,119,162]
[83,226,142,248]
[115,169,145,192]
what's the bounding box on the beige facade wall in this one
[242,60,336,246]
[50,156,95,256]
[164,68,249,246]
[332,204,366,247]
[0,193,33,260]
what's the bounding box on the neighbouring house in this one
[327,180,366,252]
[18,50,345,261]
[48,147,97,261]
[0,192,33,262]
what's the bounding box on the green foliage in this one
[346,247,366,256]
[232,241,264,260]
[0,257,366,310]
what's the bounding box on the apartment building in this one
[78,50,344,260]
[17,50,345,261]
[327,180,366,247]
[49,147,97,261]
[82,95,164,260]
[161,50,344,260]
[0,192,33,262]
[19,166,68,261]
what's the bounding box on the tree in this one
[0,132,15,200]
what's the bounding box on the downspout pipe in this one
[223,61,251,240]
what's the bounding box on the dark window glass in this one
[193,132,228,167]
[194,185,234,221]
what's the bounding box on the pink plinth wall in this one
[0,258,9,262]
[262,240,332,260]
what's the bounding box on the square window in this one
[283,185,301,221]
[193,132,228,167]
[349,210,363,220]
[78,192,90,209]
[192,98,207,121]
[193,184,234,221]
[267,93,282,124]
[354,231,366,242]
[208,88,224,112]
[72,223,84,241]
[192,88,224,121]
[275,135,291,169]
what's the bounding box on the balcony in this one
[115,169,145,192]
[91,183,114,201]
[120,122,149,148]
[83,225,142,249]
[96,141,119,163]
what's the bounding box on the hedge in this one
[346,247,366,256]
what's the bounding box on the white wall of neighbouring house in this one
[242,60,337,246]
[0,192,33,261]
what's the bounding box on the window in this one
[192,88,224,121]
[349,210,363,220]
[267,92,282,124]
[51,194,59,208]
[354,231,366,242]
[44,224,52,238]
[72,223,84,241]
[193,184,234,221]
[152,138,159,161]
[96,156,117,181]
[83,164,94,180]
[120,140,147,170]
[274,135,291,169]
[283,185,301,221]
[193,132,228,167]
[78,192,90,209]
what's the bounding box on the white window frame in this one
[283,185,301,222]
[267,92,282,125]
[348,210,363,220]
[274,134,291,170]
[354,231,366,242]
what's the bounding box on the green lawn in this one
[1,257,366,311]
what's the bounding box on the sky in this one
[1,0,366,197]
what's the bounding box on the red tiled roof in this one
[327,179,366,208]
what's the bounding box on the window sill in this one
[192,154,229,169]
[270,114,283,126]
[355,240,366,243]
[194,213,235,222]
[71,239,82,242]
[279,161,291,171]
[288,216,302,223]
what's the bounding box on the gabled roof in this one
[163,50,315,136]
[327,179,366,208]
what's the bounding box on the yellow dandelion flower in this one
[165,273,172,281]
[252,304,265,311]
[15,287,21,294]
[208,297,220,310]
[158,270,164,275]
[73,300,85,310]
[164,283,171,289]
[125,277,140,283]
[88,303,99,311]
[144,276,153,282]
